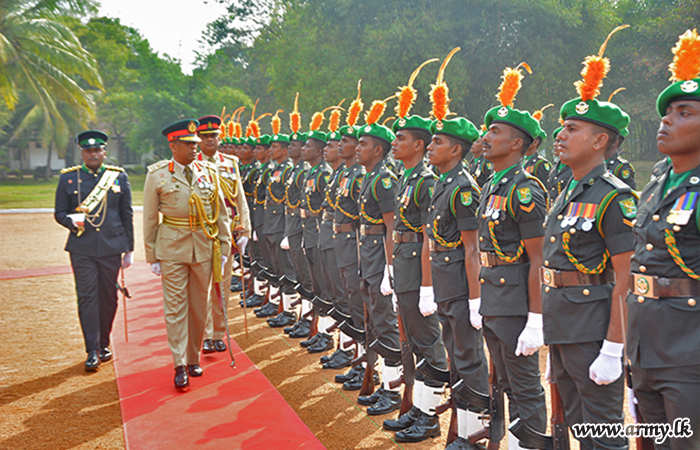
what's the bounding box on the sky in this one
[97,0,229,74]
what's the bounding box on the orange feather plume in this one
[382,116,395,126]
[430,47,460,122]
[574,25,628,101]
[346,80,364,127]
[607,87,626,102]
[328,99,346,132]
[249,122,260,139]
[532,103,554,121]
[234,122,242,139]
[497,62,532,107]
[481,124,487,132]
[219,127,226,141]
[669,28,700,82]
[227,121,234,137]
[245,125,252,138]
[365,96,393,125]
[396,58,439,119]
[310,112,324,132]
[231,106,245,123]
[271,109,283,135]
[289,92,301,134]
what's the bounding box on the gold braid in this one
[561,231,609,274]
[188,165,223,281]
[664,229,700,280]
[488,221,524,262]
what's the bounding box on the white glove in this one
[237,236,249,255]
[391,292,398,313]
[122,252,134,269]
[67,212,85,228]
[380,264,394,296]
[418,286,437,316]
[515,312,544,356]
[280,236,290,250]
[545,352,552,383]
[220,255,228,278]
[253,230,258,242]
[589,340,624,385]
[628,387,638,423]
[150,262,162,276]
[468,297,482,330]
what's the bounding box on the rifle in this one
[509,378,569,450]
[455,359,502,449]
[388,310,414,415]
[238,251,248,338]
[360,304,377,396]
[417,359,458,444]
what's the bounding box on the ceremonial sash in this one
[77,169,120,214]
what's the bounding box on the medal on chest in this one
[667,192,698,226]
[486,195,507,220]
[561,202,597,231]
[400,185,414,207]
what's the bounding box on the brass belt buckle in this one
[300,209,307,218]
[632,273,655,298]
[429,240,436,252]
[542,267,556,288]
[360,225,367,236]
[392,230,399,243]
[479,252,489,267]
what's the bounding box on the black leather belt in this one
[300,209,319,218]
[392,230,423,243]
[360,224,385,236]
[429,240,462,252]
[630,273,700,299]
[541,267,615,288]
[322,210,334,221]
[333,222,359,233]
[285,206,299,215]
[480,251,529,268]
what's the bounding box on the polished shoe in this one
[358,387,386,406]
[267,311,296,328]
[321,348,341,364]
[255,302,279,318]
[300,332,321,348]
[322,349,353,369]
[253,299,273,313]
[202,339,216,354]
[288,319,311,338]
[99,347,113,362]
[188,364,203,377]
[342,368,380,390]
[284,320,300,334]
[335,365,362,383]
[383,406,420,431]
[214,340,227,352]
[367,390,401,415]
[394,411,440,442]
[85,350,100,371]
[307,333,334,353]
[444,436,485,450]
[230,281,243,292]
[241,293,264,308]
[174,366,189,389]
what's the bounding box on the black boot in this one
[289,318,311,338]
[255,302,279,318]
[383,406,420,431]
[267,310,296,327]
[394,411,441,442]
[358,387,385,406]
[300,332,321,348]
[336,365,362,383]
[322,349,353,369]
[367,390,401,415]
[307,333,333,353]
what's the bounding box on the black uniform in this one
[242,161,263,269]
[358,161,400,357]
[392,161,448,379]
[606,151,636,190]
[54,164,134,353]
[523,152,552,194]
[627,164,700,450]
[253,160,274,270]
[264,159,295,291]
[285,159,312,291]
[547,160,573,202]
[333,163,365,329]
[425,163,489,409]
[650,157,671,182]
[477,164,547,432]
[300,161,331,300]
[468,156,493,190]
[542,165,636,450]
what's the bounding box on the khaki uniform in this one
[143,159,232,367]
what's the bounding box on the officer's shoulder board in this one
[60,165,81,174]
[221,153,239,165]
[147,160,169,173]
[600,172,632,194]
[104,164,125,172]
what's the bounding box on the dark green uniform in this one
[285,159,312,291]
[319,163,348,314]
[627,164,700,450]
[650,157,671,182]
[300,161,331,299]
[469,156,493,190]
[547,159,573,202]
[477,163,547,433]
[264,159,295,291]
[425,163,488,408]
[392,161,448,378]
[523,152,552,194]
[606,151,636,190]
[542,165,636,450]
[242,160,263,268]
[253,160,274,269]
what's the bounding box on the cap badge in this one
[364,125,371,132]
[88,138,95,145]
[436,121,444,131]
[497,107,509,118]
[347,126,354,133]
[273,135,279,139]
[330,132,336,138]
[257,138,261,143]
[207,122,213,129]
[398,118,406,127]
[690,176,699,185]
[188,121,197,133]
[292,133,297,139]
[681,80,699,93]
[575,102,589,115]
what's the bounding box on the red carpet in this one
[0,265,72,280]
[111,262,325,450]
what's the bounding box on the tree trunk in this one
[44,142,52,180]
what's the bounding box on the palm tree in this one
[0,0,103,178]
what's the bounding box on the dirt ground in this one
[1,213,639,449]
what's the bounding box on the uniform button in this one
[480,278,485,284]
[545,286,550,293]
[347,234,351,238]
[445,256,450,262]
[673,225,681,232]
[646,243,653,251]
[583,289,590,296]
[479,236,484,242]
[412,251,417,256]
[392,254,395,259]
[426,224,430,228]
[482,214,487,219]
[429,256,433,261]
[550,236,556,242]
[688,298,697,307]
[393,215,397,219]
[639,265,647,273]
[652,215,660,222]
[557,214,563,220]
[373,239,377,244]
[637,296,645,303]
[494,220,500,225]
[359,242,362,246]
[499,278,505,284]
[73,191,78,194]
[96,228,100,232]
[437,215,441,220]
[569,228,576,234]
[544,260,549,266]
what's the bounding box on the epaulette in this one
[147,160,169,173]
[221,153,240,163]
[60,165,80,174]
[601,172,631,194]
[104,164,125,172]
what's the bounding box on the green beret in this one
[552,126,563,140]
[231,138,240,145]
[270,133,291,144]
[357,123,396,145]
[430,117,479,143]
[538,127,548,141]
[339,125,360,138]
[559,98,630,135]
[656,78,700,116]
[484,106,540,140]
[619,127,629,138]
[392,115,432,134]
[327,130,342,141]
[479,128,488,138]
[307,130,328,143]
[255,134,271,146]
[290,132,308,142]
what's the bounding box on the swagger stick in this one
[239,251,249,338]
[120,264,129,342]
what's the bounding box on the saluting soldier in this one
[195,115,250,354]
[626,29,700,450]
[143,119,231,389]
[542,29,634,449]
[479,66,548,449]
[54,130,134,371]
[547,127,573,201]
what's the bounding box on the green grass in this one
[0,174,145,209]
